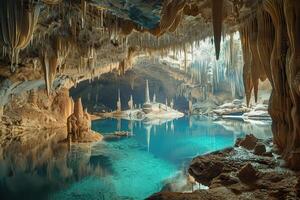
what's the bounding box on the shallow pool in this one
[0,116,272,200]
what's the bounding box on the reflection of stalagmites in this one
[189,100,193,114]
[0,0,40,72]
[212,0,223,60]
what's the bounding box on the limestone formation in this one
[0,0,40,72]
[67,98,101,143]
[0,0,299,173]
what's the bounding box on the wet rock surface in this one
[148,135,299,200]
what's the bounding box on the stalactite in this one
[212,0,223,60]
[248,16,266,102]
[239,26,253,106]
[0,0,40,72]
[257,5,275,86]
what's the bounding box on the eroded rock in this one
[237,163,258,183]
[254,143,267,156]
[238,134,258,150]
[67,98,102,143]
[175,135,298,200]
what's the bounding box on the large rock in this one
[238,134,258,150]
[237,163,258,183]
[188,148,234,186]
[254,143,266,156]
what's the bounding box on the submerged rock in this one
[149,135,298,199]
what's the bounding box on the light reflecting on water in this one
[0,117,272,200]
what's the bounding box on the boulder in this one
[189,156,224,186]
[254,143,266,156]
[237,163,257,183]
[238,134,258,150]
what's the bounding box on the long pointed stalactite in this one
[212,0,223,60]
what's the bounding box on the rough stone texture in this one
[150,135,299,199]
[67,97,102,143]
[0,0,299,177]
[237,134,258,150]
[237,163,258,183]
[254,143,267,156]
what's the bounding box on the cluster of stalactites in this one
[239,13,268,106]
[0,0,40,72]
[37,0,135,95]
[238,0,300,170]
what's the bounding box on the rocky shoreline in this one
[148,135,300,200]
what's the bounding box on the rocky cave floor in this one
[148,134,300,200]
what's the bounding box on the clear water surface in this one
[0,116,272,200]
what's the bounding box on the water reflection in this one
[0,129,111,200]
[0,117,272,200]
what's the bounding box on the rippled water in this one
[0,116,272,200]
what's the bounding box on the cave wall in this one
[239,0,300,169]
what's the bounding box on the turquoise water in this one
[51,116,255,200]
[0,116,272,200]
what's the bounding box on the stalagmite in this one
[211,0,223,60]
[74,98,84,120]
